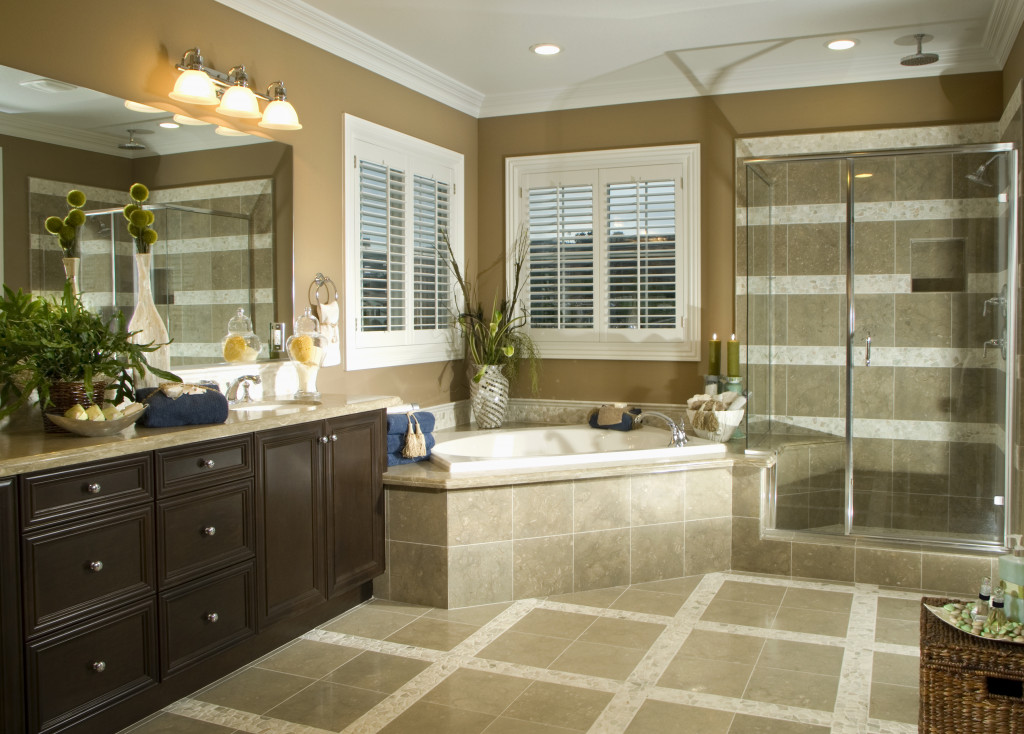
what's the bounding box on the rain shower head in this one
[901,34,939,66]
[966,155,999,187]
[118,129,146,150]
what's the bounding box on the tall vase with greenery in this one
[43,188,87,296]
[123,182,170,384]
[0,282,179,428]
[443,228,539,428]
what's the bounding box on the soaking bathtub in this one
[429,423,727,474]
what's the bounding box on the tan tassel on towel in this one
[402,413,427,458]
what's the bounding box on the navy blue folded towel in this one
[386,432,436,454]
[136,382,229,427]
[386,411,436,435]
[386,450,431,466]
[588,407,641,431]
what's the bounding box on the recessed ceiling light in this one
[531,43,561,56]
[159,121,180,129]
[854,172,873,178]
[125,100,163,113]
[214,126,249,137]
[827,39,857,51]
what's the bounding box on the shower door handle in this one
[865,335,871,366]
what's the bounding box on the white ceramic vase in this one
[128,252,170,386]
[469,364,509,429]
[62,257,80,297]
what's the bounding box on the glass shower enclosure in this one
[743,144,1017,550]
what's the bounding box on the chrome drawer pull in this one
[200,459,216,469]
[86,482,102,494]
[319,435,329,444]
[91,661,106,673]
[330,434,338,442]
[88,561,104,572]
[206,612,219,623]
[202,526,217,536]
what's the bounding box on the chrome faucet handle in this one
[227,374,262,404]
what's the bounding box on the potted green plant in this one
[0,282,179,428]
[443,228,539,428]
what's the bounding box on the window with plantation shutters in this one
[345,115,464,370]
[507,145,701,361]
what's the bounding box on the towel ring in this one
[308,273,338,307]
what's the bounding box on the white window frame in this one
[344,115,464,370]
[506,144,701,361]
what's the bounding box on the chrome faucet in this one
[227,374,262,404]
[643,411,688,447]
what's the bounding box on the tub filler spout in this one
[642,411,688,447]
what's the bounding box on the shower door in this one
[848,146,1017,547]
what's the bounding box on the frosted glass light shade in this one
[172,113,210,126]
[169,69,218,105]
[259,99,302,130]
[217,85,261,119]
[214,126,249,137]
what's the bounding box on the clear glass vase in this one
[469,364,509,429]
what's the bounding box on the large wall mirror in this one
[0,64,293,367]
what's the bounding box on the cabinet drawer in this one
[23,506,154,638]
[26,598,158,734]
[157,480,255,587]
[156,435,253,496]
[21,454,152,529]
[159,561,256,678]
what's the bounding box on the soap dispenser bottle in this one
[999,534,1024,623]
[221,308,262,363]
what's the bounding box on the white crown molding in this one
[985,0,1024,66]
[212,0,484,117]
[0,116,138,158]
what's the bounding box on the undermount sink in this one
[229,400,321,412]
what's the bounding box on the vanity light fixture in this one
[172,113,210,126]
[827,39,857,51]
[214,125,249,137]
[169,47,302,130]
[530,43,561,56]
[854,172,873,178]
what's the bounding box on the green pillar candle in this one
[708,333,721,376]
[727,334,740,377]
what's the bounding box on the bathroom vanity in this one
[0,395,397,734]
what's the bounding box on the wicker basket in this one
[686,408,744,442]
[920,596,1024,733]
[42,380,107,434]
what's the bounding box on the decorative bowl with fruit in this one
[45,402,147,437]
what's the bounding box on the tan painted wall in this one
[0,0,479,408]
[479,73,1002,403]
[0,0,1007,407]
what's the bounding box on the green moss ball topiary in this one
[143,209,155,227]
[59,225,76,241]
[123,203,139,221]
[66,190,86,208]
[129,209,149,227]
[65,209,86,228]
[129,183,149,202]
[128,224,142,238]
[142,228,159,246]
[44,216,64,235]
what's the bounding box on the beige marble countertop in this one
[0,394,402,477]
[384,423,774,490]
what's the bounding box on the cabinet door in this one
[325,411,385,597]
[0,478,24,734]
[254,423,326,627]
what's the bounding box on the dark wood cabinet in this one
[325,412,385,597]
[5,408,384,733]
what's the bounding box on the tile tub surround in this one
[379,461,743,609]
[121,571,928,734]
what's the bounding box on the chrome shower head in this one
[901,34,939,66]
[966,155,998,187]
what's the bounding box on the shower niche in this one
[740,143,1018,550]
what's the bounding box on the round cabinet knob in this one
[88,561,104,572]
[330,434,338,442]
[85,482,102,494]
[202,526,217,537]
[206,612,219,623]
[91,661,106,673]
[319,436,329,444]
[201,458,216,469]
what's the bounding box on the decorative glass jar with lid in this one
[286,307,326,398]
[221,307,262,363]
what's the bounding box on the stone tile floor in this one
[121,572,922,733]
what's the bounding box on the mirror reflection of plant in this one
[0,282,180,420]
[43,189,87,258]
[123,182,159,254]
[442,227,539,393]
